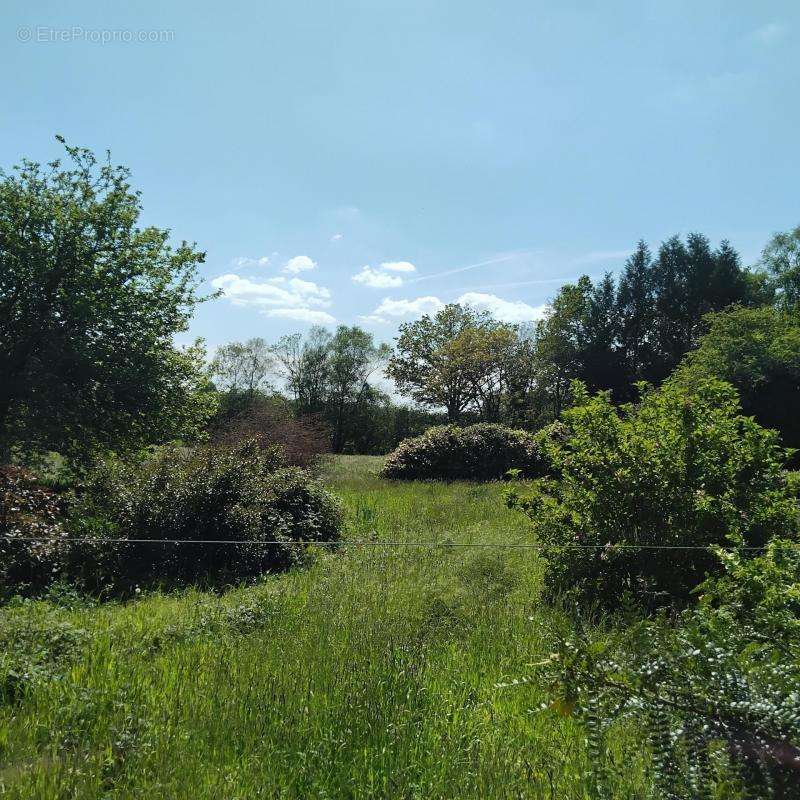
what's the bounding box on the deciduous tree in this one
[388,304,496,423]
[0,139,214,466]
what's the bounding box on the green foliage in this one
[0,139,216,467]
[506,380,798,606]
[65,440,343,594]
[671,305,800,452]
[0,457,617,800]
[209,337,274,396]
[387,304,536,425]
[270,325,390,453]
[325,326,392,452]
[532,539,800,798]
[0,608,89,702]
[531,234,759,418]
[759,223,800,313]
[381,423,548,481]
[2,442,343,597]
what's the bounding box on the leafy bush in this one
[0,467,70,598]
[66,440,342,594]
[529,539,800,798]
[671,305,800,454]
[506,380,799,606]
[0,607,88,701]
[380,423,548,481]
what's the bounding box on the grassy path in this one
[0,456,645,799]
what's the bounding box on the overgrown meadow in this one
[0,457,647,799]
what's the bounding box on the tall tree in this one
[447,323,518,422]
[760,223,800,313]
[531,277,593,419]
[650,233,752,381]
[387,304,494,422]
[651,234,691,380]
[210,338,273,397]
[0,139,213,465]
[580,273,623,395]
[326,326,390,452]
[616,240,656,392]
[271,327,331,415]
[503,323,539,427]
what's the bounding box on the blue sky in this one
[3,1,799,351]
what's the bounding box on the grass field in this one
[0,456,646,799]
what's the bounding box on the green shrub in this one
[529,538,800,797]
[0,608,88,701]
[670,305,800,454]
[68,441,341,592]
[506,380,799,606]
[65,440,342,594]
[380,423,548,481]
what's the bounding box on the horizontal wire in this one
[0,534,785,551]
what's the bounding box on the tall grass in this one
[0,456,648,798]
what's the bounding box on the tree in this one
[326,326,390,452]
[530,278,593,420]
[0,139,214,466]
[528,234,757,413]
[388,304,497,423]
[616,240,656,392]
[210,338,274,397]
[267,325,390,453]
[448,323,518,422]
[671,305,800,452]
[271,327,331,415]
[760,223,800,313]
[503,324,538,427]
[580,273,624,395]
[649,233,753,381]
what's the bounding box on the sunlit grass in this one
[0,456,648,799]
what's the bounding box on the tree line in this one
[2,139,799,467]
[207,225,800,455]
[208,328,442,455]
[386,229,800,446]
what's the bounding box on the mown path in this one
[0,456,646,799]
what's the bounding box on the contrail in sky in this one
[408,253,521,283]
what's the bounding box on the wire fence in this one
[0,534,792,551]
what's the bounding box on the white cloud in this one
[265,308,337,325]
[287,277,331,302]
[456,292,546,324]
[362,291,545,325]
[380,261,416,273]
[752,22,787,45]
[330,233,344,242]
[283,255,317,274]
[211,273,334,324]
[352,266,404,289]
[351,260,416,289]
[212,273,331,309]
[233,255,270,268]
[362,295,445,323]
